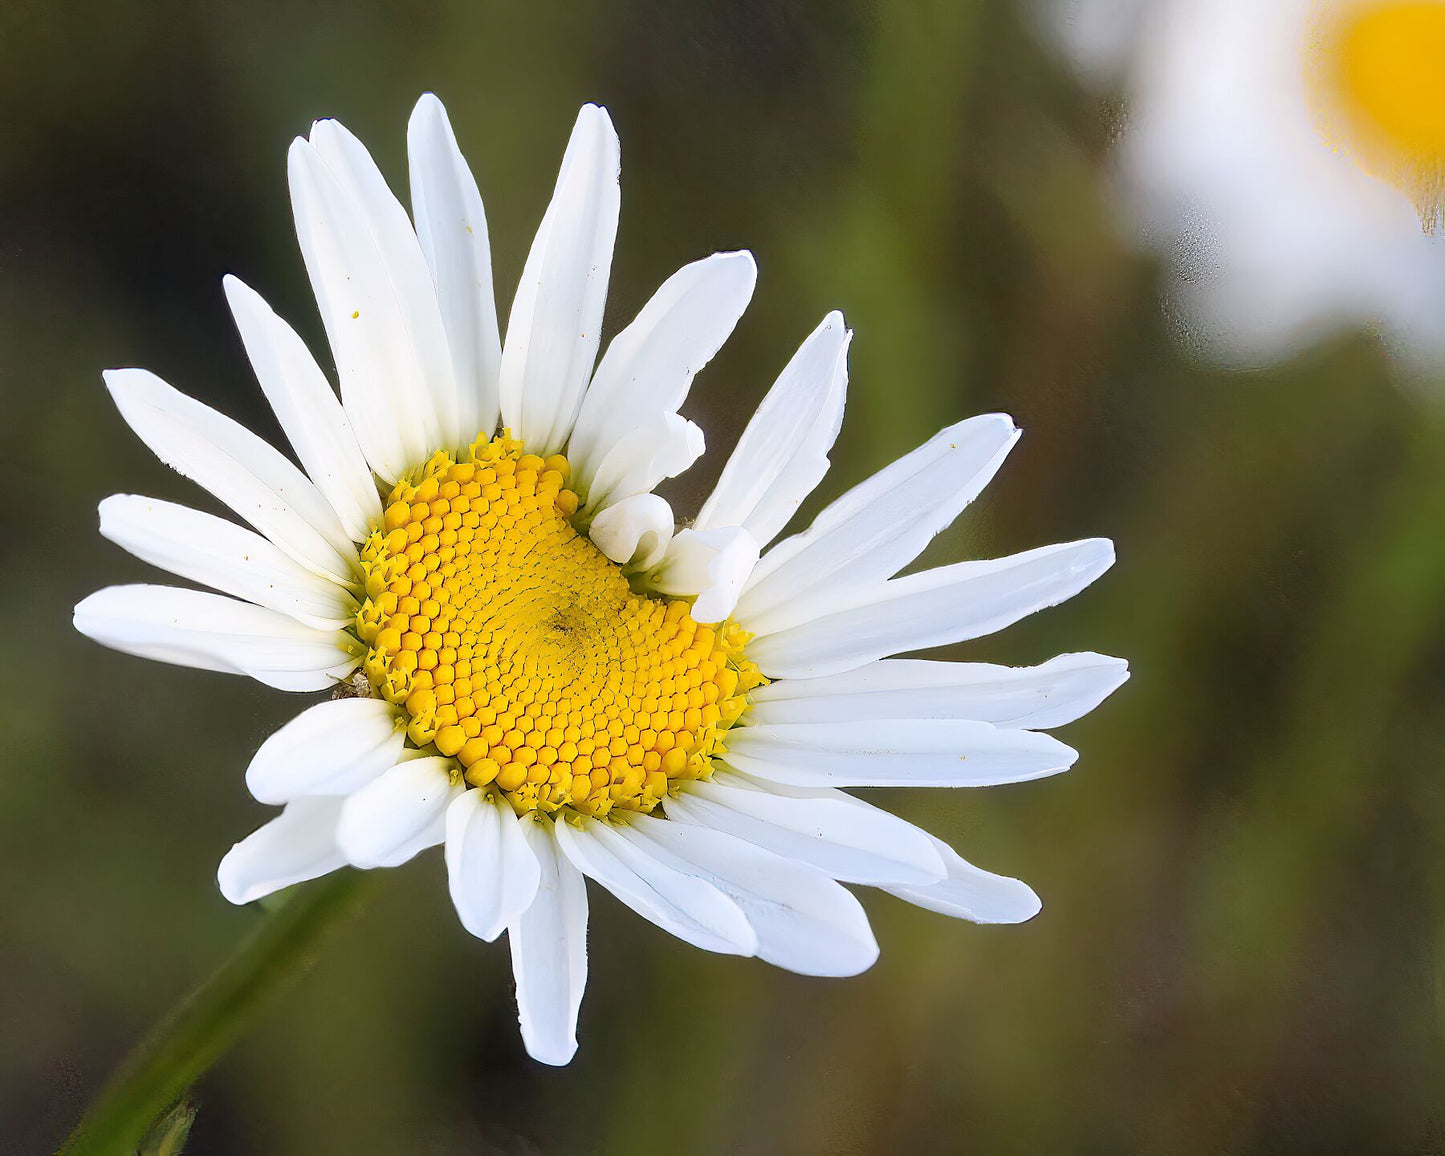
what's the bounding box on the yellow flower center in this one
[353,434,761,817]
[1310,1,1445,227]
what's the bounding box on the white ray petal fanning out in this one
[665,772,945,887]
[498,104,620,457]
[723,719,1078,789]
[735,413,1020,624]
[407,93,503,443]
[98,495,357,631]
[747,652,1131,729]
[743,538,1116,678]
[73,585,359,692]
[884,834,1042,925]
[217,796,348,906]
[223,275,382,541]
[553,815,757,956]
[102,368,356,584]
[444,790,542,942]
[336,756,461,869]
[245,697,406,804]
[569,250,757,502]
[289,137,438,482]
[613,815,879,976]
[692,311,850,548]
[509,818,588,1067]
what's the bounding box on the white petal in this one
[407,93,502,443]
[666,774,945,886]
[614,815,878,977]
[217,796,348,905]
[308,118,462,450]
[744,538,1116,678]
[74,584,360,692]
[568,250,756,491]
[444,790,542,942]
[245,697,405,804]
[335,756,460,869]
[646,526,759,624]
[694,312,850,547]
[581,413,704,512]
[288,138,436,481]
[737,414,1020,624]
[222,275,382,541]
[103,368,356,584]
[98,494,357,630]
[723,719,1078,788]
[508,817,588,1066]
[748,652,1131,729]
[884,834,1041,924]
[498,104,620,456]
[588,493,675,571]
[552,816,756,956]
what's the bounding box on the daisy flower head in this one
[1044,0,1445,366]
[74,95,1127,1066]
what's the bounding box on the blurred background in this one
[2,1,1443,1152]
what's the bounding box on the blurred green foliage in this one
[1,1,1442,1152]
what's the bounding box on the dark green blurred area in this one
[2,1,1443,1152]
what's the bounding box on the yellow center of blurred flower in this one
[353,433,759,817]
[1311,0,1445,227]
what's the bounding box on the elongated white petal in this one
[614,815,878,977]
[74,584,359,692]
[646,526,759,624]
[408,93,502,443]
[498,104,620,456]
[885,835,1041,924]
[666,774,945,886]
[695,312,850,547]
[335,756,459,868]
[723,719,1078,788]
[569,251,756,490]
[98,494,356,630]
[582,413,704,512]
[222,275,382,541]
[744,539,1116,678]
[738,414,1020,623]
[748,652,1131,729]
[308,117,461,450]
[245,697,405,804]
[289,138,436,481]
[588,493,674,570]
[217,796,347,905]
[444,790,542,942]
[103,368,356,584]
[509,817,588,1066]
[553,816,756,956]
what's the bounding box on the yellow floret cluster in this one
[354,433,762,816]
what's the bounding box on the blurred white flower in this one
[74,95,1126,1066]
[1041,0,1445,365]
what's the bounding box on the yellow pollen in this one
[354,433,762,817]
[1310,1,1445,227]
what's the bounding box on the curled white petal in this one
[588,493,675,571]
[582,413,704,512]
[645,526,759,624]
[336,756,460,869]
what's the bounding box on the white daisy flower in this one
[1042,0,1445,364]
[73,95,1126,1066]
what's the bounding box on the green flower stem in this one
[62,870,377,1156]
